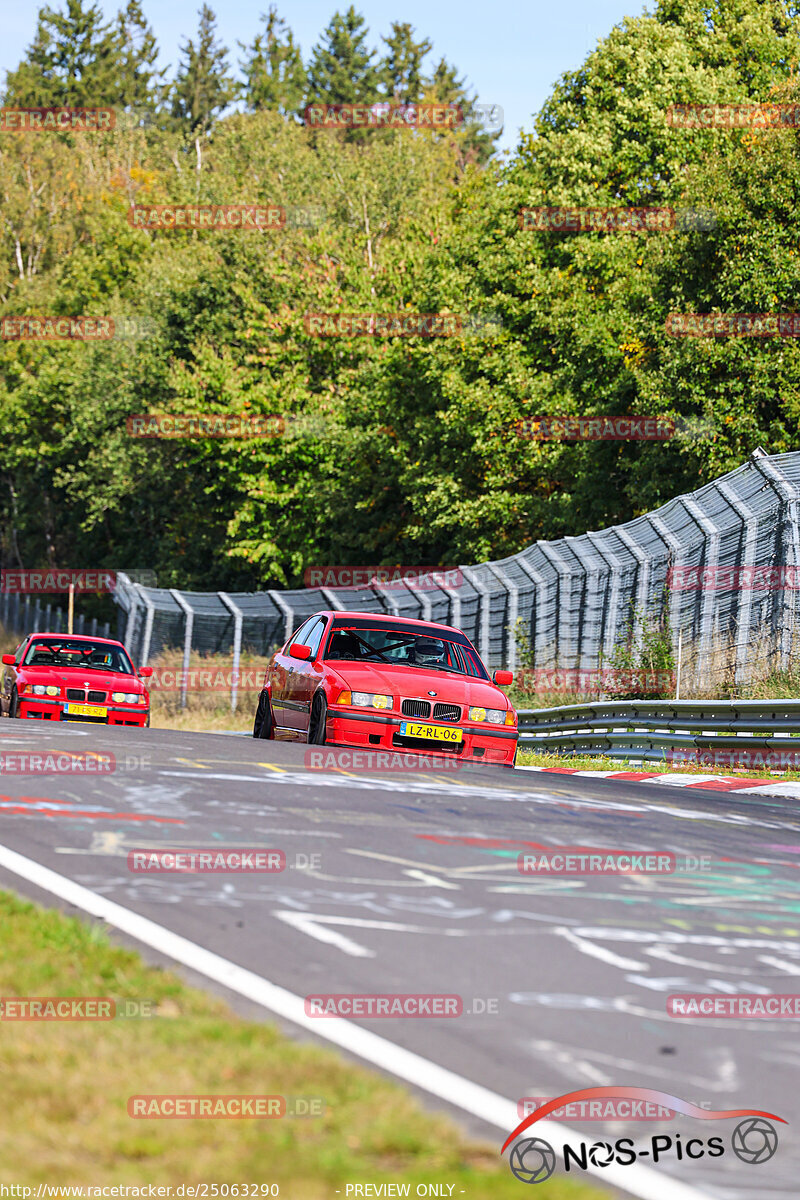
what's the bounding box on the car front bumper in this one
[16,696,149,726]
[325,706,518,765]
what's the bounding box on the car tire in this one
[307,693,328,745]
[253,691,273,739]
[9,687,19,719]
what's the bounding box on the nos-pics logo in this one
[501,1087,784,1183]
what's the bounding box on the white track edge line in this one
[0,840,713,1200]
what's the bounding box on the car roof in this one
[24,633,125,647]
[321,610,464,636]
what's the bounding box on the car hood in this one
[20,666,147,693]
[326,661,510,709]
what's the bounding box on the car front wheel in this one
[9,687,19,719]
[253,691,273,739]
[307,693,328,745]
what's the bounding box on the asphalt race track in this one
[0,719,798,1199]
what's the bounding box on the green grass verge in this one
[0,891,606,1198]
[515,747,800,781]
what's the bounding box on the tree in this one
[379,21,431,102]
[3,0,121,107]
[306,7,378,105]
[426,55,499,165]
[113,0,165,111]
[171,5,236,136]
[239,6,307,116]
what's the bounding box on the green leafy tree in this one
[239,6,307,116]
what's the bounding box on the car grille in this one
[65,688,107,703]
[432,703,460,722]
[402,699,431,718]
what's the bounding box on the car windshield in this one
[323,626,489,678]
[22,639,135,675]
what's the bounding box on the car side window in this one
[285,617,314,652]
[304,617,327,657]
[15,642,25,664]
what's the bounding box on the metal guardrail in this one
[114,449,800,684]
[516,699,800,763]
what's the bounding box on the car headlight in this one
[32,685,47,696]
[112,691,141,704]
[469,706,507,724]
[339,691,392,710]
[46,685,59,696]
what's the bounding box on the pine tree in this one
[306,7,378,105]
[3,0,121,107]
[426,55,499,164]
[171,4,237,135]
[114,0,165,112]
[239,6,307,116]
[379,21,431,102]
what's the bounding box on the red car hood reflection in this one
[326,662,508,711]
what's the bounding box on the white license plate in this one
[399,721,463,743]
[64,703,107,718]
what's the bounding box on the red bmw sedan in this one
[1,633,152,726]
[253,610,518,766]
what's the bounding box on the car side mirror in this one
[138,666,153,678]
[289,642,312,661]
[493,669,513,686]
[2,654,15,666]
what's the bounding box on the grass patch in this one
[0,891,605,1197]
[515,747,800,781]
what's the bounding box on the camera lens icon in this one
[509,1137,556,1184]
[731,1118,779,1165]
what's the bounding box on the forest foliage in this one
[2,0,800,589]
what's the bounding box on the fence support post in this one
[219,592,243,712]
[170,590,194,709]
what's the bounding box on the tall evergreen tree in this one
[306,7,378,105]
[379,21,431,102]
[171,5,236,135]
[3,0,120,106]
[113,0,165,111]
[239,6,306,116]
[426,55,499,164]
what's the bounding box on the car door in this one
[269,617,316,736]
[1,637,26,715]
[288,616,328,738]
